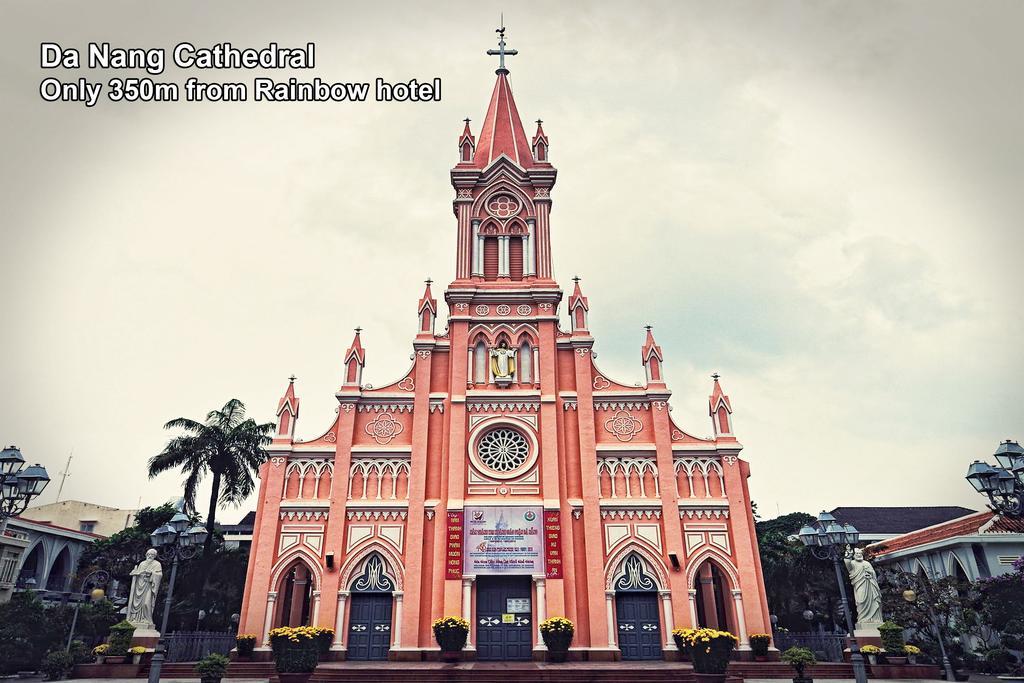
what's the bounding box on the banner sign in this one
[446,510,464,579]
[543,509,563,579]
[464,506,543,574]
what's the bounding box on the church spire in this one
[342,328,365,388]
[709,373,735,438]
[474,25,534,169]
[568,276,590,334]
[275,375,299,441]
[641,325,665,385]
[417,279,437,337]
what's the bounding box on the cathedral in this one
[238,30,771,662]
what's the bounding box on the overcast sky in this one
[2,0,1021,524]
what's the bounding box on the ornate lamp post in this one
[965,439,1024,517]
[147,511,208,683]
[797,511,868,683]
[65,568,112,651]
[0,446,51,533]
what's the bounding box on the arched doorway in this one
[346,553,395,661]
[18,544,43,587]
[275,561,315,628]
[613,553,663,661]
[692,558,736,633]
[46,546,72,592]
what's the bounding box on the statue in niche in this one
[126,548,163,630]
[490,340,517,383]
[845,547,883,628]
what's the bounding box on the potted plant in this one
[674,627,738,683]
[432,616,470,663]
[269,626,321,683]
[539,617,574,663]
[41,651,74,681]
[194,653,230,683]
[104,620,136,663]
[904,644,921,665]
[129,646,147,665]
[860,644,882,666]
[749,633,772,661]
[236,634,257,658]
[879,621,907,664]
[781,646,816,683]
[92,643,109,663]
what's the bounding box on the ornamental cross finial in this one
[572,275,581,284]
[463,117,470,125]
[354,326,362,335]
[712,372,720,381]
[486,18,518,73]
[288,374,296,383]
[644,324,652,331]
[425,277,433,286]
[536,118,543,126]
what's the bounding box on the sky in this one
[2,0,1021,524]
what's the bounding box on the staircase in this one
[310,661,697,683]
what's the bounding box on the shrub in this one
[978,648,1016,675]
[68,641,93,665]
[41,651,74,681]
[539,617,574,650]
[310,626,333,654]
[781,646,817,677]
[877,621,905,653]
[194,652,230,679]
[749,633,771,657]
[106,620,136,656]
[236,634,257,657]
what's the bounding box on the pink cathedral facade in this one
[238,35,771,662]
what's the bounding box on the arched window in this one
[474,341,488,384]
[461,141,472,162]
[518,340,532,384]
[276,561,316,628]
[509,236,524,280]
[483,237,498,280]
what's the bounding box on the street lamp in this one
[965,440,1024,517]
[0,446,51,533]
[887,569,956,682]
[147,513,208,683]
[797,511,868,683]
[65,569,112,651]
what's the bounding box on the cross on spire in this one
[486,18,518,74]
[644,324,653,331]
[711,372,720,381]
[288,374,296,383]
[463,118,470,125]
[425,278,433,286]
[536,119,543,126]
[572,275,581,284]
[354,326,362,334]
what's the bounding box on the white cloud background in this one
[1,0,1021,522]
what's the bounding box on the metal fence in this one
[164,631,237,663]
[773,631,848,662]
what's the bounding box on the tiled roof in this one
[830,506,976,534]
[13,516,103,539]
[867,510,1024,556]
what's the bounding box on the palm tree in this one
[148,399,274,552]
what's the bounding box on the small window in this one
[79,521,96,533]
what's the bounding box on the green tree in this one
[0,592,69,674]
[148,398,273,552]
[78,503,178,583]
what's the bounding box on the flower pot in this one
[887,656,908,666]
[867,655,877,666]
[132,654,143,665]
[908,656,917,665]
[547,649,569,663]
[695,674,727,683]
[95,656,106,664]
[277,673,312,683]
[542,632,572,663]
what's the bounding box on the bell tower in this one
[450,26,557,288]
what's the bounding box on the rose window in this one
[477,428,530,473]
[486,195,520,218]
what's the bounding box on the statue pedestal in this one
[131,627,160,649]
[854,621,884,647]
[494,377,512,388]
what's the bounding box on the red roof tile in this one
[866,510,1024,556]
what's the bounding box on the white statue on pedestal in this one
[845,548,883,629]
[127,548,163,630]
[490,341,517,381]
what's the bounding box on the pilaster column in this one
[660,590,677,650]
[472,221,483,276]
[498,235,510,276]
[333,592,348,648]
[262,592,277,645]
[393,592,403,648]
[534,577,547,650]
[688,589,698,628]
[312,591,321,626]
[605,591,617,649]
[462,577,475,648]
[525,219,536,275]
[732,589,749,648]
